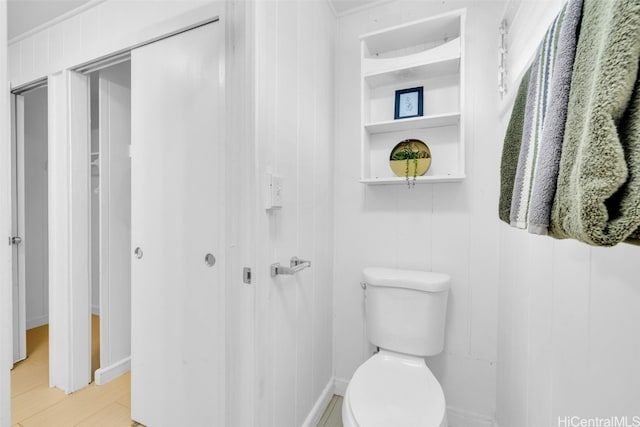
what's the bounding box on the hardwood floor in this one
[11,316,134,427]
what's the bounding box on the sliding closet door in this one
[130,22,225,427]
[11,93,26,365]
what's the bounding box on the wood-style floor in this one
[12,318,340,427]
[10,316,133,427]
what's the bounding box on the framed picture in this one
[394,87,424,120]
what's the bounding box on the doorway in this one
[88,60,132,385]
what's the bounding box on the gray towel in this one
[527,0,583,235]
[499,68,531,224]
[510,10,563,229]
[550,0,640,246]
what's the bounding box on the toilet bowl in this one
[343,268,451,427]
[342,350,447,427]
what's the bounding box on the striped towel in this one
[509,7,565,229]
[499,68,531,224]
[527,0,583,235]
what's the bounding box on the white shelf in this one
[362,37,460,77]
[365,112,460,134]
[360,9,466,186]
[360,174,466,185]
[364,56,459,89]
[361,11,461,55]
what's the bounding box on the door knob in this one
[134,247,143,259]
[10,236,21,245]
[205,253,216,267]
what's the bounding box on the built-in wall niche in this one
[360,9,466,185]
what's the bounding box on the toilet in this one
[342,267,451,427]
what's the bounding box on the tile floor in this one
[317,395,343,427]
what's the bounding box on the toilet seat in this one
[344,350,447,427]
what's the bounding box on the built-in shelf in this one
[360,12,462,55]
[362,37,461,78]
[364,57,460,89]
[360,9,466,186]
[365,112,460,134]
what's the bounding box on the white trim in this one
[333,377,349,396]
[447,406,496,427]
[333,0,394,17]
[47,70,92,394]
[301,378,336,427]
[94,356,130,386]
[14,93,27,364]
[1,4,13,424]
[26,315,49,330]
[325,0,338,17]
[8,0,108,45]
[67,70,92,393]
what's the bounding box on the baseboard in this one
[447,406,496,427]
[26,315,48,330]
[92,304,100,316]
[301,378,335,427]
[94,356,130,386]
[333,377,349,396]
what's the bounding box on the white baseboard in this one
[301,378,335,427]
[447,406,496,427]
[94,356,130,386]
[333,377,349,396]
[91,304,100,316]
[26,315,48,330]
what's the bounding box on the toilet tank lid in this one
[363,268,450,292]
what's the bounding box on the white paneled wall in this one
[23,87,49,329]
[333,1,505,424]
[8,1,223,88]
[252,1,335,426]
[496,1,640,426]
[4,0,334,425]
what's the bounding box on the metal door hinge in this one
[243,267,252,284]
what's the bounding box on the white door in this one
[10,94,26,365]
[96,62,132,384]
[131,21,226,427]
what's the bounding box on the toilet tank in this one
[363,267,450,357]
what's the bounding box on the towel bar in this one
[271,256,312,277]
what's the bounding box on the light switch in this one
[266,173,283,210]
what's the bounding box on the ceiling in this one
[7,0,381,40]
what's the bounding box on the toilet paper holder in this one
[271,256,312,277]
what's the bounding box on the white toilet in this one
[342,267,451,427]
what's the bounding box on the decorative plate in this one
[389,139,431,178]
